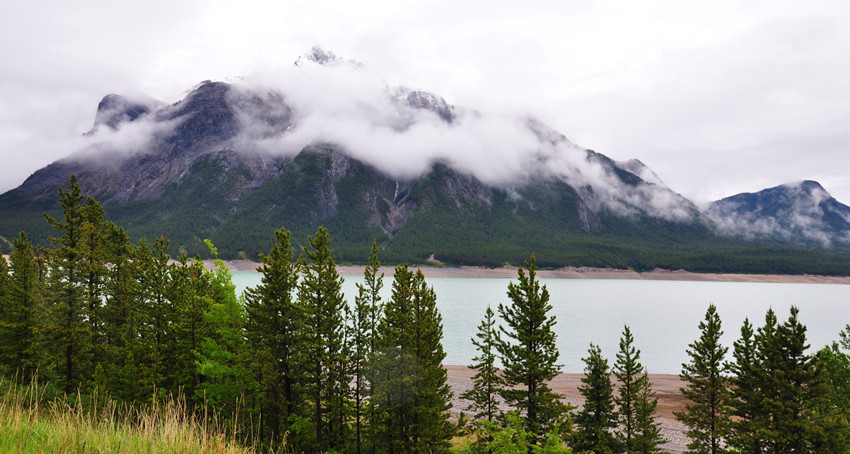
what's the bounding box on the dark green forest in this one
[2,177,850,453]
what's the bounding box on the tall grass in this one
[0,376,265,453]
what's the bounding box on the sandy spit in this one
[213,259,850,284]
[445,365,689,453]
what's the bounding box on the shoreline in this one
[213,259,850,285]
[445,365,688,453]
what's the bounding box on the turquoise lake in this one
[231,271,850,374]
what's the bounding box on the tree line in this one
[1,175,849,453]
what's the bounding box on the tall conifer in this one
[614,325,642,452]
[675,304,730,454]
[462,305,504,423]
[244,228,303,446]
[0,232,46,379]
[372,265,454,453]
[298,226,350,453]
[497,255,566,445]
[632,370,666,453]
[573,343,620,453]
[350,241,383,454]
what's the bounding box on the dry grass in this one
[0,377,262,453]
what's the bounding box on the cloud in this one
[226,54,699,222]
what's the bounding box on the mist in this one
[225,50,699,222]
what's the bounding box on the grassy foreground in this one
[0,378,262,454]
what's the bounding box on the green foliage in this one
[243,227,303,446]
[350,241,384,454]
[462,305,504,423]
[460,413,572,454]
[674,304,730,454]
[573,343,620,454]
[631,371,666,453]
[298,226,351,453]
[613,326,641,452]
[497,255,568,444]
[0,233,46,379]
[371,264,455,453]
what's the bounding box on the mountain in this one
[1,48,849,274]
[708,180,850,246]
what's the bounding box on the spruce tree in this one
[573,343,620,453]
[674,304,730,454]
[614,325,642,452]
[243,228,303,446]
[372,265,454,453]
[756,306,834,452]
[0,232,46,379]
[631,370,666,453]
[462,305,504,422]
[726,318,761,453]
[497,255,567,445]
[350,241,383,454]
[298,226,350,453]
[44,175,94,393]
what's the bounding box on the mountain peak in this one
[294,46,363,68]
[92,94,158,131]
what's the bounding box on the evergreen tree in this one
[497,255,567,445]
[133,236,179,397]
[725,318,762,453]
[462,305,504,422]
[243,228,303,446]
[98,224,140,400]
[631,370,666,453]
[754,307,836,452]
[573,343,620,453]
[614,325,642,452]
[298,226,350,453]
[0,232,46,379]
[817,326,850,452]
[350,241,383,454]
[372,265,455,453]
[674,304,729,454]
[43,175,94,393]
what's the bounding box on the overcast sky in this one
[1,0,849,205]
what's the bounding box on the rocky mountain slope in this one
[1,48,849,272]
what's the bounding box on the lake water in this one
[231,271,850,374]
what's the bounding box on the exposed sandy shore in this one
[216,259,850,284]
[445,365,689,453]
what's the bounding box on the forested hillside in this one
[2,176,850,453]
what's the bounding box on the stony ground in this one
[445,365,689,453]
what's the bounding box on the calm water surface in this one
[231,271,850,374]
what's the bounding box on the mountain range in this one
[2,47,849,274]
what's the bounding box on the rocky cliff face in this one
[2,48,847,264]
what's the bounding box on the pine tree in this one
[631,370,666,453]
[298,226,350,453]
[98,224,140,400]
[350,241,383,454]
[674,304,730,454]
[372,265,455,453]
[614,325,642,452]
[756,307,834,452]
[497,255,567,445]
[573,343,620,453]
[44,175,94,393]
[726,318,761,453]
[133,236,179,397]
[462,305,504,422]
[244,228,303,446]
[0,232,46,379]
